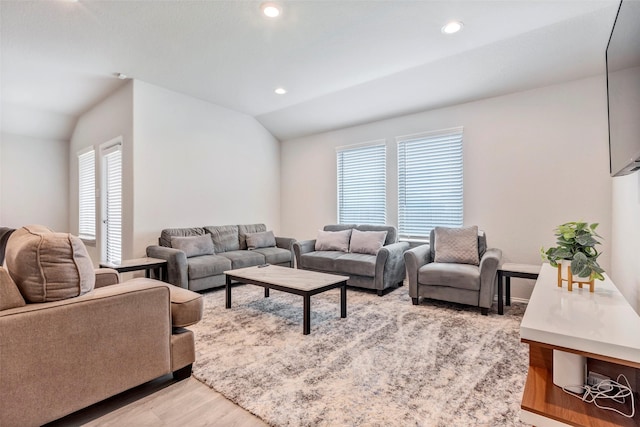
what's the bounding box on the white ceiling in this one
[0,0,620,142]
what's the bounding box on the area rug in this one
[190,284,529,427]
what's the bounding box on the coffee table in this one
[224,265,349,335]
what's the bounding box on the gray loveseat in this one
[293,224,409,295]
[147,224,295,292]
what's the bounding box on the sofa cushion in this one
[300,251,345,271]
[160,227,205,248]
[168,285,203,327]
[187,255,232,280]
[349,229,387,255]
[355,224,397,246]
[170,234,215,258]
[252,247,291,265]
[238,224,267,249]
[315,229,352,252]
[433,226,480,266]
[335,253,376,277]
[5,225,95,303]
[419,263,480,291]
[0,267,26,310]
[246,230,276,250]
[219,250,265,269]
[323,224,357,232]
[205,225,240,253]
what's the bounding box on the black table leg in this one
[303,295,311,335]
[340,283,347,318]
[506,276,511,306]
[265,287,270,298]
[145,268,151,279]
[225,275,232,309]
[498,271,504,315]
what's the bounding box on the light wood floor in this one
[45,375,269,427]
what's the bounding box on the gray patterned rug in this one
[190,284,529,427]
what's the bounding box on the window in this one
[78,149,96,241]
[397,127,463,239]
[101,141,122,264]
[336,142,386,225]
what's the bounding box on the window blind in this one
[78,149,95,240]
[104,147,122,264]
[337,142,386,225]
[397,127,463,239]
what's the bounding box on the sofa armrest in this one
[478,247,502,309]
[275,236,296,251]
[146,245,188,289]
[403,244,431,298]
[374,241,410,290]
[94,268,120,288]
[0,280,172,427]
[293,239,316,268]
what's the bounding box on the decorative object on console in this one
[541,221,604,292]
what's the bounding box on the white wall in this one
[1,132,69,231]
[281,75,612,302]
[611,172,640,312]
[69,82,134,264]
[131,81,281,257]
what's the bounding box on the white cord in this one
[562,374,636,418]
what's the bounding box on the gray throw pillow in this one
[349,229,387,255]
[246,230,276,250]
[315,229,352,252]
[171,235,215,258]
[434,225,479,265]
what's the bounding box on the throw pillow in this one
[434,225,480,266]
[171,234,215,258]
[315,229,352,252]
[246,230,276,250]
[5,225,95,303]
[349,229,388,255]
[0,267,26,311]
[204,225,240,253]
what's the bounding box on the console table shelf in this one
[520,264,640,426]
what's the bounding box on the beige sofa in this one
[0,225,203,427]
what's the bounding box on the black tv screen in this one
[606,0,640,176]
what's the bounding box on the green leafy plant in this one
[540,221,605,281]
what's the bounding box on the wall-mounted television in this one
[606,0,640,177]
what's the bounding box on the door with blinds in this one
[100,140,122,264]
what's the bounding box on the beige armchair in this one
[0,225,203,427]
[404,226,502,315]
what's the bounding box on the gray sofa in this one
[147,224,295,292]
[293,224,409,295]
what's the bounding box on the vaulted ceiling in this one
[1,0,620,142]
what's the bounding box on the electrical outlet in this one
[586,371,610,387]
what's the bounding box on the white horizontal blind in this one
[104,147,122,264]
[78,149,96,240]
[337,142,386,225]
[397,127,463,239]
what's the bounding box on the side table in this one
[497,263,540,315]
[99,257,168,282]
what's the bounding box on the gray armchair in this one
[404,228,502,315]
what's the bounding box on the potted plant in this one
[541,221,605,281]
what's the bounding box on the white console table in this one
[520,264,640,427]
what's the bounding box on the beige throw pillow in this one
[349,229,387,255]
[434,225,480,266]
[315,229,352,252]
[0,267,26,310]
[5,225,95,303]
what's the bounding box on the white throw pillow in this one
[315,229,352,252]
[349,229,387,255]
[434,225,480,265]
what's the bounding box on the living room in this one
[1,1,639,426]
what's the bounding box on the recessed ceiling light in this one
[116,73,128,80]
[261,2,282,18]
[441,21,464,34]
[274,87,287,95]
